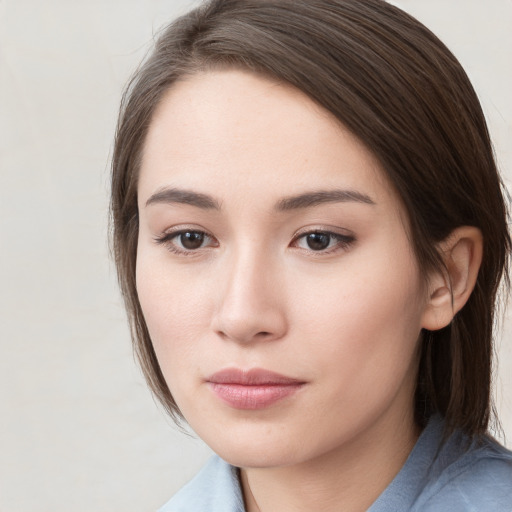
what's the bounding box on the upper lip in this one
[206,368,304,386]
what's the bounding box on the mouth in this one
[206,368,305,410]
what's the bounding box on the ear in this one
[421,226,483,331]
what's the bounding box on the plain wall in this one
[0,1,510,510]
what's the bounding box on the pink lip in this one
[206,368,305,410]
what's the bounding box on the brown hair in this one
[111,0,510,437]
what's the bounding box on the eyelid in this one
[292,225,355,238]
[152,224,355,256]
[291,227,356,254]
[153,225,219,255]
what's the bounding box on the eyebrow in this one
[275,189,375,210]
[145,187,375,211]
[145,187,222,210]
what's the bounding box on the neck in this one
[241,410,420,512]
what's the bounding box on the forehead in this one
[139,69,399,213]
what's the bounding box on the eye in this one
[293,230,355,253]
[176,231,207,250]
[154,229,218,255]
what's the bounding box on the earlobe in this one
[421,226,483,331]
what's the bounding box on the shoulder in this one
[416,435,512,511]
[370,416,512,512]
[157,456,245,512]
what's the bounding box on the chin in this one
[193,423,303,469]
[197,420,336,470]
[214,444,298,469]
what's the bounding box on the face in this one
[136,69,430,469]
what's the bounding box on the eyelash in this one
[154,228,356,256]
[291,230,355,254]
[154,229,217,257]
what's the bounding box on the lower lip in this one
[208,382,303,410]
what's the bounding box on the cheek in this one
[135,250,212,377]
[287,251,425,388]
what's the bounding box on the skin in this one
[136,69,449,511]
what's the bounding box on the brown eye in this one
[293,230,355,253]
[155,229,217,255]
[305,233,331,251]
[179,231,205,250]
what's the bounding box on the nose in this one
[211,248,288,344]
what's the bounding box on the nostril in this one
[257,331,271,337]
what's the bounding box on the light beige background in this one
[0,1,510,511]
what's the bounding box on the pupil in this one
[181,232,204,250]
[307,233,330,250]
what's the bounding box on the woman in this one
[111,0,512,510]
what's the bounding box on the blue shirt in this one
[158,416,512,511]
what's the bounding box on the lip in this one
[206,368,305,410]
